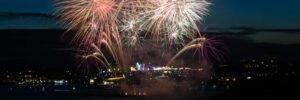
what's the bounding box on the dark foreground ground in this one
[1,79,299,100]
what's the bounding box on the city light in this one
[246,76,252,80]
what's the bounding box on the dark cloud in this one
[0,12,54,20]
[230,27,300,34]
[255,29,300,34]
[207,27,300,36]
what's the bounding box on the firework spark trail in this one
[55,0,122,44]
[120,0,153,47]
[56,0,129,69]
[166,36,225,66]
[119,16,141,47]
[76,49,102,74]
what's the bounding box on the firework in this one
[167,36,225,66]
[142,0,210,41]
[55,0,123,44]
[55,0,211,44]
[55,0,214,71]
[120,18,143,47]
[121,0,211,43]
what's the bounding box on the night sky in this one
[1,0,300,44]
[0,0,300,69]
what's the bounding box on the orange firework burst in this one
[55,0,122,45]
